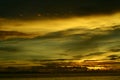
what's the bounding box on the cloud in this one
[0,30,32,40]
[35,28,89,39]
[45,25,120,60]
[107,55,120,60]
[109,48,120,52]
[85,52,106,56]
[0,46,20,52]
[61,25,120,52]
[0,25,119,61]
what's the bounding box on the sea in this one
[1,76,120,80]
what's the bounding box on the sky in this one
[0,0,120,64]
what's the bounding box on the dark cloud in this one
[35,28,88,39]
[1,0,120,18]
[61,25,120,52]
[85,52,106,56]
[0,25,120,61]
[109,48,120,52]
[0,30,30,40]
[73,52,106,59]
[0,46,20,52]
[107,55,120,60]
[32,25,120,60]
[34,25,120,55]
[73,55,84,59]
[108,45,120,52]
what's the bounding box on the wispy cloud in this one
[0,30,32,40]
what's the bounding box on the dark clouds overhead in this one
[1,0,120,18]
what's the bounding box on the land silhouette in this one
[0,60,120,78]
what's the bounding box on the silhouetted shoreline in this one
[0,72,120,78]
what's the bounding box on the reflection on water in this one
[1,76,120,80]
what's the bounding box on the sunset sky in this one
[0,0,120,64]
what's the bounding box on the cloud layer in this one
[0,25,120,61]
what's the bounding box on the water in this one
[1,76,120,80]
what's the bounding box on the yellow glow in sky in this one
[1,13,120,35]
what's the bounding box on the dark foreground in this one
[0,72,120,78]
